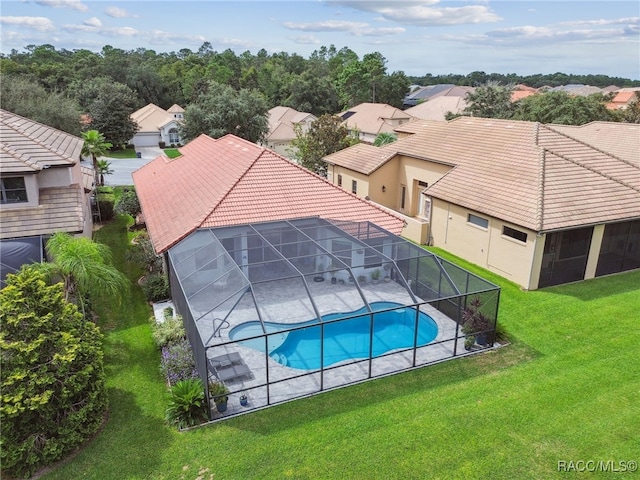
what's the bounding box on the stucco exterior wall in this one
[430,199,538,289]
[397,156,452,216]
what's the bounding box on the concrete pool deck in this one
[153,277,493,420]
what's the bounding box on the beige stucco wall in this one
[430,199,539,289]
[397,156,452,216]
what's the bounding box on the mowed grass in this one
[41,218,640,480]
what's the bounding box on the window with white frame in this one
[352,180,357,194]
[168,128,180,144]
[417,181,430,219]
[1,177,28,204]
[337,174,342,187]
[467,213,489,229]
[502,225,527,243]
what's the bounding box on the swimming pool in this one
[229,301,438,370]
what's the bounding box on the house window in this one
[417,181,430,218]
[468,213,489,229]
[168,128,180,144]
[337,174,342,187]
[400,185,406,210]
[503,226,527,243]
[1,177,28,204]
[352,180,357,194]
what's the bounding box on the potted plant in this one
[462,297,492,347]
[357,274,367,284]
[209,381,230,413]
[371,269,381,284]
[464,335,476,351]
[240,393,248,406]
[383,263,392,282]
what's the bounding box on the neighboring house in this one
[324,117,640,290]
[606,87,640,110]
[339,103,414,144]
[405,96,469,121]
[0,109,93,286]
[549,84,603,96]
[261,106,317,159]
[129,103,184,148]
[402,84,465,108]
[132,133,404,256]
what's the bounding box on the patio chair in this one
[208,352,242,370]
[215,363,252,383]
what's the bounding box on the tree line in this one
[1,42,638,147]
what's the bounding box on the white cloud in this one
[35,0,88,12]
[559,17,639,27]
[327,1,501,26]
[0,16,55,32]
[84,17,102,28]
[283,20,404,36]
[105,6,136,19]
[289,34,321,45]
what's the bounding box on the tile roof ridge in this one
[268,148,404,221]
[540,125,640,194]
[545,124,640,170]
[2,112,77,167]
[195,139,267,227]
[535,146,546,232]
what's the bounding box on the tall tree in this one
[289,114,357,176]
[462,83,515,119]
[180,81,269,143]
[512,91,615,125]
[32,232,128,317]
[0,74,82,135]
[0,268,107,479]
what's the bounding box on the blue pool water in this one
[229,301,438,370]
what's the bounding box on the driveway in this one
[88,146,165,186]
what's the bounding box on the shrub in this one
[114,189,141,217]
[141,273,169,302]
[0,269,107,478]
[158,141,166,148]
[126,234,163,273]
[160,339,198,386]
[151,314,185,349]
[165,378,208,429]
[96,192,115,221]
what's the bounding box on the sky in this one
[1,0,639,79]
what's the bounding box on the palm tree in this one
[81,130,112,184]
[373,132,397,147]
[96,159,114,186]
[32,232,129,317]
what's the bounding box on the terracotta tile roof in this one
[511,90,536,102]
[327,117,640,232]
[133,134,404,253]
[339,103,414,136]
[0,185,84,239]
[1,109,82,173]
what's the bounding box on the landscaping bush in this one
[96,191,115,221]
[0,269,107,479]
[141,273,169,302]
[165,378,208,429]
[160,339,198,386]
[114,189,141,217]
[126,233,163,273]
[151,314,185,349]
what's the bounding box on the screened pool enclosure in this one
[167,217,500,420]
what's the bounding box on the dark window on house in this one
[468,213,489,229]
[401,185,406,209]
[503,226,527,243]
[418,180,428,189]
[337,174,342,187]
[1,177,28,204]
[352,180,357,194]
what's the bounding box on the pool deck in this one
[164,277,486,420]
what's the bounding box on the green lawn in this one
[106,148,137,159]
[163,148,181,159]
[41,217,640,480]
